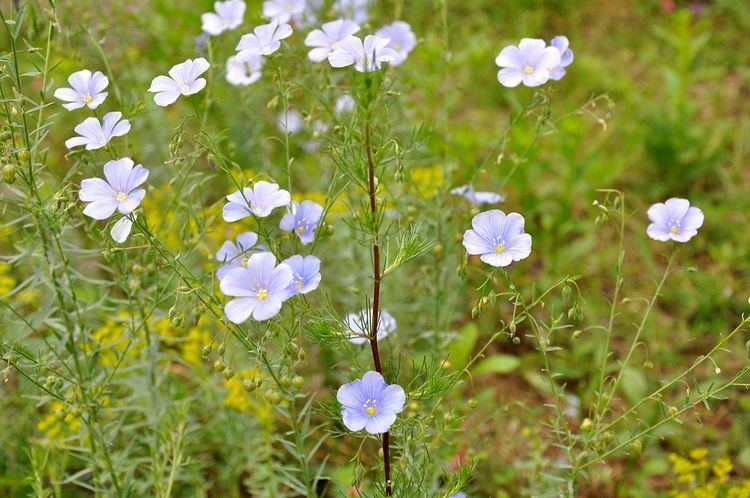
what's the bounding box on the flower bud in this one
[668,406,679,417]
[201,345,212,358]
[243,379,257,392]
[572,330,583,339]
[267,390,282,404]
[217,343,226,356]
[18,149,29,163]
[602,431,614,444]
[630,440,642,455]
[223,368,234,380]
[213,360,225,372]
[512,335,521,345]
[292,375,304,388]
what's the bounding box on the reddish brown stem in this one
[365,118,392,496]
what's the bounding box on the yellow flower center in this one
[298,225,307,234]
[494,245,506,254]
[295,281,304,290]
[180,84,190,93]
[116,192,128,202]
[257,289,269,301]
[670,226,679,234]
[82,94,93,103]
[365,406,378,416]
[523,65,534,75]
[394,43,402,51]
[241,257,250,267]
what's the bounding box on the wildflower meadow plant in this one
[3,2,749,498]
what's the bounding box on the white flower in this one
[304,19,360,63]
[328,35,396,72]
[495,38,561,88]
[262,0,305,24]
[223,181,291,221]
[65,112,130,150]
[375,21,416,66]
[335,93,356,114]
[54,70,109,111]
[277,109,303,134]
[79,158,148,220]
[148,58,210,107]
[226,54,264,86]
[202,0,246,36]
[236,22,293,59]
[111,215,134,243]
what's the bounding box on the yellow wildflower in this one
[409,164,444,200]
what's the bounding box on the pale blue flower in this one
[279,200,324,245]
[216,232,265,280]
[451,493,467,498]
[328,35,397,72]
[223,181,291,221]
[148,58,210,107]
[236,22,293,59]
[220,252,293,322]
[334,0,369,24]
[337,371,405,434]
[226,54,263,86]
[347,309,397,345]
[305,19,360,63]
[463,210,532,267]
[376,21,416,66]
[495,38,561,88]
[549,35,574,81]
[451,185,505,206]
[282,255,321,296]
[262,0,305,24]
[202,0,245,36]
[79,158,148,220]
[65,112,130,150]
[54,70,108,111]
[647,198,704,242]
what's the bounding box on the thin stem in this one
[364,116,391,496]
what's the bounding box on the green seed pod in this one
[630,440,642,455]
[267,390,282,404]
[55,408,67,421]
[223,368,235,380]
[201,345,212,358]
[602,431,614,445]
[281,376,292,388]
[512,335,521,345]
[3,164,16,184]
[292,376,304,389]
[468,398,477,409]
[217,343,226,356]
[580,418,593,432]
[242,379,257,392]
[213,360,225,373]
[18,149,29,163]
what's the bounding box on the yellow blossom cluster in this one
[668,448,750,498]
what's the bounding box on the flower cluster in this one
[55,66,144,243]
[217,182,324,322]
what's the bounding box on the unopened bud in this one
[580,418,593,432]
[213,360,225,373]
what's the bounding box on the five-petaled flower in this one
[282,255,322,297]
[549,35,574,81]
[347,309,397,345]
[79,158,148,220]
[236,22,293,59]
[262,0,305,24]
[226,54,264,86]
[223,181,291,221]
[54,69,109,111]
[148,58,210,107]
[451,185,505,206]
[201,0,246,36]
[337,371,405,434]
[329,35,397,72]
[220,252,293,322]
[65,112,131,150]
[280,200,324,245]
[646,198,704,243]
[463,209,532,267]
[375,21,416,66]
[305,19,361,63]
[495,38,561,88]
[216,232,265,280]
